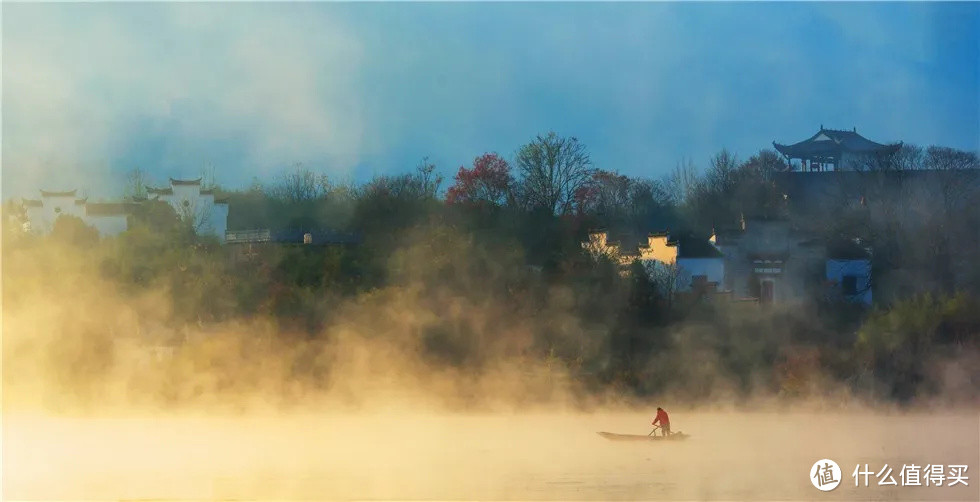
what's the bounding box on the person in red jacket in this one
[652,407,671,436]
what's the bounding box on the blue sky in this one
[4,2,978,199]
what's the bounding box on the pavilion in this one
[773,126,902,172]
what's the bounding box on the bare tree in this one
[201,162,218,191]
[705,149,740,193]
[925,146,979,215]
[892,144,925,172]
[515,132,595,215]
[125,167,149,201]
[925,146,979,171]
[414,156,443,199]
[356,157,443,202]
[682,149,744,232]
[268,163,331,202]
[662,158,701,206]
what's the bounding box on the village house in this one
[581,231,636,269]
[637,231,725,293]
[22,189,133,236]
[715,218,872,306]
[146,178,229,241]
[583,230,725,294]
[21,177,229,240]
[583,222,873,306]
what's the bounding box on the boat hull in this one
[597,431,689,441]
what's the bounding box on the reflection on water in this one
[4,411,978,500]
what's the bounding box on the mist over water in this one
[3,411,977,500]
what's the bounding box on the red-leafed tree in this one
[445,153,513,207]
[574,170,633,216]
[574,169,671,229]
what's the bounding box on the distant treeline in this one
[3,133,979,406]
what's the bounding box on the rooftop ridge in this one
[40,189,78,197]
[820,126,858,134]
[170,177,202,186]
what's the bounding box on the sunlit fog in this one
[3,2,979,501]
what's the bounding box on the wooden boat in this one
[597,431,689,441]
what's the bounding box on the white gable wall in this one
[25,194,86,234]
[24,179,230,241]
[154,182,227,241]
[43,195,82,231]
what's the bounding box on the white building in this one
[147,178,229,242]
[638,231,726,292]
[582,230,726,293]
[23,189,132,237]
[21,178,229,241]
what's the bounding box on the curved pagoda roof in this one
[40,189,78,197]
[170,177,202,186]
[773,126,901,160]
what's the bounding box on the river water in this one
[4,411,978,500]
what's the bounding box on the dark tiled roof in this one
[146,186,174,195]
[773,126,901,160]
[86,202,136,216]
[827,239,871,260]
[668,231,723,259]
[170,178,202,186]
[40,189,77,197]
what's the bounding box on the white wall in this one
[826,259,872,304]
[154,183,228,241]
[676,258,725,291]
[24,179,230,242]
[170,184,199,203]
[25,194,86,234]
[24,205,46,233]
